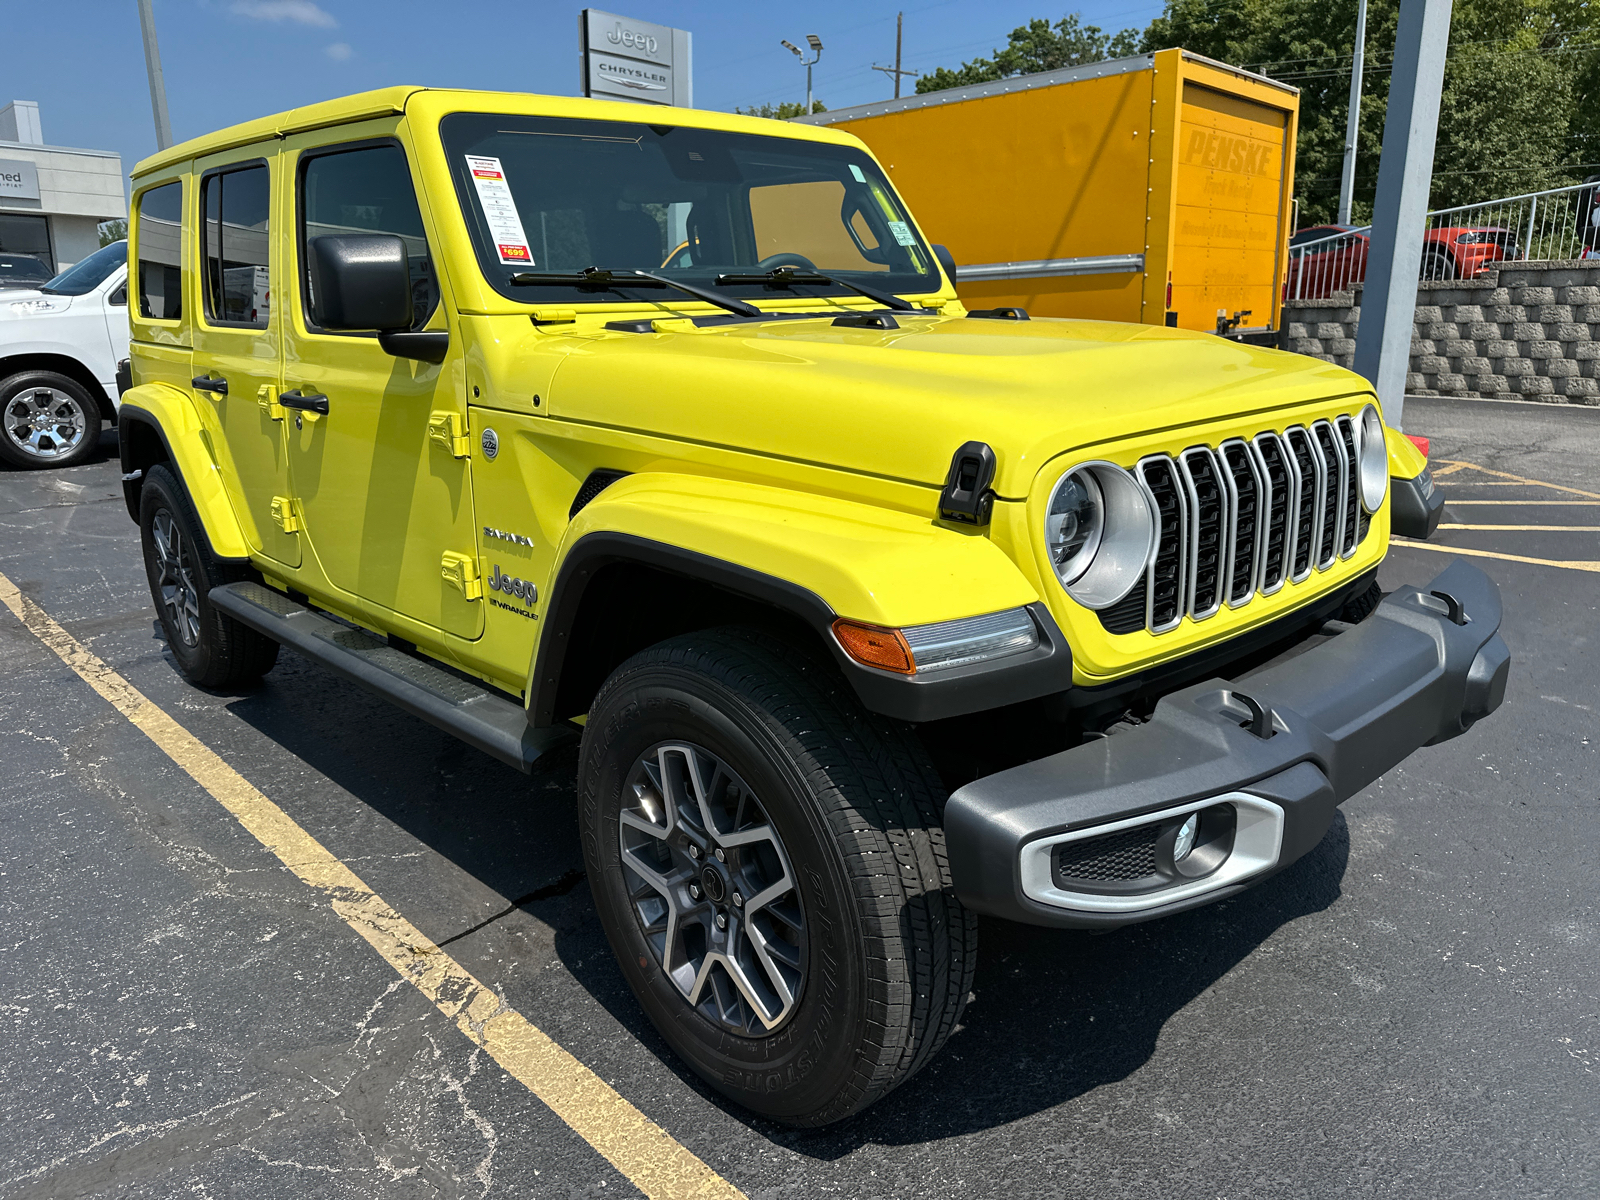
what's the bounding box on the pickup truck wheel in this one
[139,464,279,689]
[0,370,102,470]
[579,628,976,1127]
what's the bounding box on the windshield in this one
[440,113,937,307]
[0,255,51,288]
[41,240,126,295]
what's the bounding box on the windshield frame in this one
[438,112,940,311]
[40,240,127,296]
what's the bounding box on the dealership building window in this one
[0,100,126,276]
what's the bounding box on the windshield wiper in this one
[508,266,760,319]
[713,266,916,312]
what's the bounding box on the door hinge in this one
[257,383,283,421]
[428,411,471,458]
[270,496,300,534]
[440,551,482,600]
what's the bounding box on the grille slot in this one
[1178,448,1227,620]
[1098,412,1376,636]
[1053,824,1160,885]
[1136,456,1187,633]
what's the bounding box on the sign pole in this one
[136,0,173,151]
[1351,0,1453,430]
[1337,0,1368,227]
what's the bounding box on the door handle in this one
[279,389,330,415]
[191,374,228,396]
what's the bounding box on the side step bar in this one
[210,581,575,772]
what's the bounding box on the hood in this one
[548,312,1373,498]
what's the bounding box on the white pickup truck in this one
[0,240,128,470]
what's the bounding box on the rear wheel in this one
[579,628,976,1126]
[0,370,102,470]
[139,464,279,688]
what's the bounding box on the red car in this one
[1285,223,1517,299]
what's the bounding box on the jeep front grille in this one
[1100,417,1370,636]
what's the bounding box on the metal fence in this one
[1285,180,1600,301]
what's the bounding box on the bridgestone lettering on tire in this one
[139,464,279,689]
[579,628,977,1127]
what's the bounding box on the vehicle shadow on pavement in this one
[214,649,1348,1148]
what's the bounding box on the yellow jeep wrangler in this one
[118,87,1505,1126]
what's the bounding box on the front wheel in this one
[0,370,102,470]
[579,629,976,1126]
[139,464,279,689]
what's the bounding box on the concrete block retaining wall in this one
[1279,261,1600,405]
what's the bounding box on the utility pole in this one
[873,12,920,99]
[1337,0,1368,226]
[1352,0,1453,429]
[136,0,173,151]
[782,34,824,115]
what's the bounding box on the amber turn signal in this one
[832,618,915,674]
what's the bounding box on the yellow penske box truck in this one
[798,48,1299,342]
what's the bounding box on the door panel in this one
[1173,84,1288,332]
[281,133,481,641]
[191,156,299,567]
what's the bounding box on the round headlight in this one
[1045,462,1156,609]
[1358,404,1388,512]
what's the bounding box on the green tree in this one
[97,218,128,246]
[914,14,1141,93]
[735,100,827,119]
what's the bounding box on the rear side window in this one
[300,143,436,332]
[201,164,271,328]
[137,182,183,320]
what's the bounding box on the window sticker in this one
[886,220,917,247]
[849,164,866,183]
[466,155,534,266]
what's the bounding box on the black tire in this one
[1420,249,1458,282]
[579,628,976,1127]
[1339,577,1384,624]
[0,369,102,470]
[139,464,279,688]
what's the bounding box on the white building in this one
[0,100,126,274]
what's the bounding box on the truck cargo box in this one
[799,48,1300,339]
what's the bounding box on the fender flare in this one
[117,384,250,560]
[526,473,1072,726]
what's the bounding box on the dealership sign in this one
[0,158,40,201]
[580,9,693,107]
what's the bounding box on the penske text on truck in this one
[799,48,1300,341]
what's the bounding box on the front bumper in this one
[945,559,1509,928]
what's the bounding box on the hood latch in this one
[939,441,997,526]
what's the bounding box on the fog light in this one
[1173,812,1199,862]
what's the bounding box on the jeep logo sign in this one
[580,9,692,108]
[0,159,40,201]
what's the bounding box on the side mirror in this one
[307,234,413,331]
[933,243,958,286]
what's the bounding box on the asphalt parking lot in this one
[1,394,1596,1199]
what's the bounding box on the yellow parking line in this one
[1431,460,1600,499]
[1391,539,1600,574]
[1428,461,1471,478]
[1438,524,1600,532]
[1445,500,1600,506]
[0,571,745,1200]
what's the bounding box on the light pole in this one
[781,34,824,115]
[136,0,173,151]
[1337,0,1368,226]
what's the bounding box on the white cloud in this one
[230,1,337,28]
[324,41,353,61]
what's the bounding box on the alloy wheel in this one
[4,388,88,460]
[151,509,201,648]
[619,742,806,1036]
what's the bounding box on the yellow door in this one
[280,129,481,640]
[1171,85,1288,333]
[190,151,300,567]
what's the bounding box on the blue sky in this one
[4,0,1165,194]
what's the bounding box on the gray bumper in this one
[946,560,1510,928]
